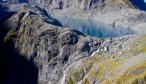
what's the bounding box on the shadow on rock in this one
[0,22,38,84]
[0,4,16,23]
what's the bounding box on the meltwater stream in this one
[53,16,135,38]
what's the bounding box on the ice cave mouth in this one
[53,16,135,38]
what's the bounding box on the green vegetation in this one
[4,29,16,42]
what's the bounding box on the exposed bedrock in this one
[3,5,103,83]
[24,0,146,32]
[1,1,146,84]
[2,0,146,32]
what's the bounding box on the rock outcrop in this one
[62,35,146,84]
[25,0,146,28]
[1,1,146,84]
[2,0,146,30]
[3,5,103,83]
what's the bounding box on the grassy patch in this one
[4,29,16,42]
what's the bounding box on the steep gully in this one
[60,38,112,84]
[0,5,38,84]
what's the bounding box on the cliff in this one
[2,0,146,29]
[3,5,103,83]
[26,0,146,28]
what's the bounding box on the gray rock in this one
[4,5,103,83]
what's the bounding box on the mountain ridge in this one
[1,0,146,84]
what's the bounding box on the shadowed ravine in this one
[0,25,38,84]
[0,20,39,84]
[0,5,38,84]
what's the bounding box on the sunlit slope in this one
[64,35,146,84]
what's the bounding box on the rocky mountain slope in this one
[3,5,103,84]
[2,0,146,30]
[1,0,146,84]
[26,0,146,29]
[62,35,146,84]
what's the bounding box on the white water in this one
[91,38,111,57]
[60,71,66,84]
[60,43,104,84]
[91,47,100,57]
[60,47,101,84]
[60,62,76,84]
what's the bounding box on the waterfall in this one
[60,62,76,84]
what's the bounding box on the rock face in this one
[1,1,146,84]
[3,5,103,83]
[28,0,132,11]
[62,35,146,84]
[37,0,146,29]
[2,0,146,29]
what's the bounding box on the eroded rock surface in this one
[62,35,146,84]
[3,5,103,84]
[2,0,146,33]
[1,1,146,84]
[26,0,146,29]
